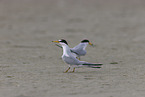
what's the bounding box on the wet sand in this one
[0,0,145,97]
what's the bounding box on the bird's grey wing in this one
[70,48,79,55]
[71,47,86,56]
[71,44,82,53]
[62,55,80,65]
[72,44,81,50]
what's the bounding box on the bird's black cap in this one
[81,39,90,43]
[59,39,68,45]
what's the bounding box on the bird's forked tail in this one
[82,62,103,68]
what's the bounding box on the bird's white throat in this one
[61,44,71,57]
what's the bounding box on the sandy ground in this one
[0,0,145,97]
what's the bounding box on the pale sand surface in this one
[0,0,145,97]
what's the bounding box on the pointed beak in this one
[89,42,93,46]
[52,41,60,43]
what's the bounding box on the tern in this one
[52,39,103,73]
[55,39,94,60]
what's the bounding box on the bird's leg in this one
[79,57,81,60]
[78,57,80,60]
[64,67,70,73]
[72,68,75,72]
[76,57,81,60]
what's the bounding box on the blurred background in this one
[1,0,145,44]
[1,0,145,64]
[0,0,145,97]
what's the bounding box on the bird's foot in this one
[76,57,81,60]
[64,67,70,73]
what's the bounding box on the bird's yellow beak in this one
[52,41,60,43]
[89,42,93,46]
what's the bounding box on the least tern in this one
[55,39,94,60]
[52,39,102,73]
[71,39,93,60]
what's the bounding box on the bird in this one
[52,39,103,73]
[55,39,94,60]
